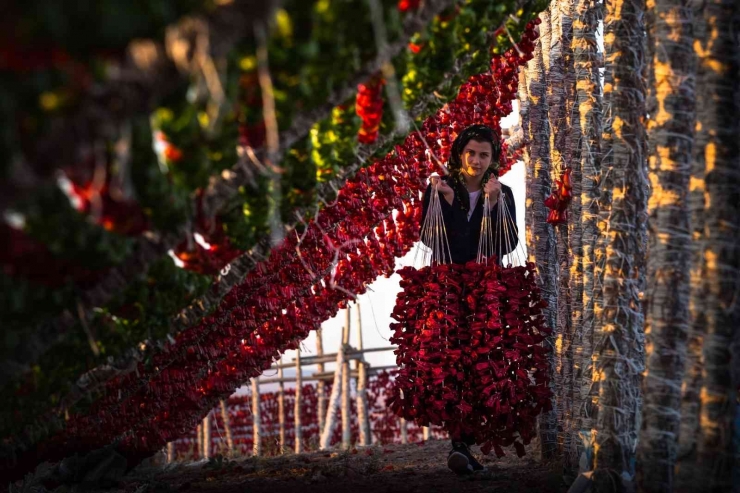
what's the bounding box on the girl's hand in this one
[430,176,454,205]
[484,176,502,202]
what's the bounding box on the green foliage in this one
[281,139,317,220]
[130,117,191,231]
[0,256,211,444]
[20,188,133,268]
[220,175,271,251]
[0,187,134,362]
[311,103,360,182]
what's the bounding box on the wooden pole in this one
[316,328,326,437]
[196,423,203,459]
[355,304,371,446]
[202,414,212,459]
[341,307,352,449]
[219,399,234,455]
[400,418,408,445]
[166,442,175,463]
[422,426,430,441]
[295,348,303,453]
[320,348,344,449]
[252,378,261,456]
[278,357,286,451]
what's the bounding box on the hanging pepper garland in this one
[356,75,386,145]
[544,166,573,224]
[3,19,543,479]
[391,260,551,457]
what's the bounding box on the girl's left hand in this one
[484,176,502,202]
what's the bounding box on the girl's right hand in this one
[430,175,454,204]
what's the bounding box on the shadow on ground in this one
[111,440,566,493]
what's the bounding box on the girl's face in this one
[460,139,493,179]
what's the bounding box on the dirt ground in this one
[115,440,567,493]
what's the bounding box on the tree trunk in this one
[574,0,603,472]
[674,0,709,481]
[548,0,577,469]
[570,0,602,475]
[524,11,559,460]
[636,1,696,491]
[593,0,648,486]
[691,2,740,491]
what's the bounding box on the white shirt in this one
[467,190,481,221]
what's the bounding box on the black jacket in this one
[420,182,519,264]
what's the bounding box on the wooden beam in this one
[355,303,371,446]
[316,328,326,438]
[252,378,261,456]
[341,308,351,450]
[277,357,285,450]
[294,348,303,453]
[202,414,212,459]
[219,399,234,455]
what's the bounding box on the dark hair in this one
[445,124,501,211]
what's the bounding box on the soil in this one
[114,440,567,493]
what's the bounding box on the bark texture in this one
[593,0,649,486]
[681,2,740,491]
[674,2,707,481]
[636,1,696,491]
[572,0,603,473]
[548,0,578,470]
[524,11,559,459]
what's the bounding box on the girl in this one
[420,124,519,474]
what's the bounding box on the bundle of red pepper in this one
[389,259,552,457]
[544,167,573,225]
[356,75,385,144]
[397,0,421,13]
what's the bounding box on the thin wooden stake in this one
[252,378,261,456]
[320,348,344,449]
[278,357,286,451]
[316,328,326,437]
[295,348,303,453]
[202,414,211,459]
[196,423,203,459]
[341,308,352,449]
[220,399,234,455]
[355,304,371,446]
